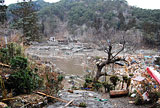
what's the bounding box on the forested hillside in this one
[7,0,160,47]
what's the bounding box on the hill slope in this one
[8,0,160,47]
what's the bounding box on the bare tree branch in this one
[112,41,125,59]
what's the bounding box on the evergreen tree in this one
[0,0,7,24]
[10,0,40,45]
[117,12,125,30]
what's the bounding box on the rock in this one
[88,93,94,97]
[130,93,136,97]
[129,101,135,104]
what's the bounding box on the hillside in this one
[7,0,160,47]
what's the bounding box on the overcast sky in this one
[4,0,160,9]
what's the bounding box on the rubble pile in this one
[47,90,113,108]
[10,94,47,108]
[104,53,160,104]
[24,42,160,106]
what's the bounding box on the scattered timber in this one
[64,99,75,107]
[0,63,10,68]
[110,90,128,98]
[35,91,78,107]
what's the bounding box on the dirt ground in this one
[102,93,153,108]
[26,44,157,108]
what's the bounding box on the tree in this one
[94,37,128,81]
[0,0,8,48]
[10,0,40,45]
[0,0,7,24]
[92,17,129,82]
[117,12,125,30]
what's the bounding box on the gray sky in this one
[4,0,160,9]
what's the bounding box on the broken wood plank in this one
[136,89,143,98]
[110,90,128,98]
[0,63,10,68]
[2,98,15,101]
[35,91,78,106]
[64,99,74,107]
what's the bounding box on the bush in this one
[85,77,93,83]
[95,56,101,61]
[10,56,28,69]
[110,75,119,90]
[7,68,40,94]
[58,74,64,82]
[45,73,64,96]
[0,48,9,64]
[102,82,113,92]
[135,95,143,105]
[83,82,88,88]
[135,92,158,105]
[6,56,41,95]
[149,92,159,103]
[129,73,134,77]
[155,92,160,98]
[0,43,23,64]
[79,102,87,107]
[123,75,128,83]
[93,82,102,91]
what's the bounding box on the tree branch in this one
[112,40,125,59]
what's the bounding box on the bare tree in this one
[94,36,129,81]
[92,18,129,82]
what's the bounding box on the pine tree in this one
[0,0,7,47]
[0,0,7,24]
[10,0,40,45]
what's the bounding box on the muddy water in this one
[51,56,86,76]
[26,45,102,76]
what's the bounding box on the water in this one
[51,57,85,76]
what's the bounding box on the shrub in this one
[7,68,40,94]
[95,56,101,61]
[135,95,143,105]
[123,75,128,83]
[85,77,93,83]
[110,75,119,90]
[45,73,64,96]
[93,82,102,91]
[129,73,134,77]
[58,74,64,82]
[6,56,41,95]
[0,43,23,64]
[149,92,159,103]
[10,56,28,69]
[102,82,113,92]
[79,102,87,107]
[0,48,9,64]
[83,82,88,88]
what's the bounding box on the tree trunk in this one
[94,64,104,82]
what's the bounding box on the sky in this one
[4,0,160,9]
